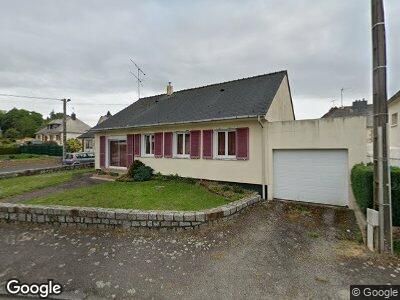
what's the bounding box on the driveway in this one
[0,201,399,299]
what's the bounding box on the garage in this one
[273,149,349,206]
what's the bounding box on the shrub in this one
[66,138,82,153]
[351,163,400,226]
[0,146,21,155]
[127,160,145,178]
[133,165,154,182]
[351,163,374,214]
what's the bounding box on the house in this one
[388,90,400,166]
[78,111,112,152]
[322,95,400,167]
[92,71,367,206]
[35,113,91,145]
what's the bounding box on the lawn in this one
[25,179,243,211]
[0,168,93,199]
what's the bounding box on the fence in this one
[20,144,62,156]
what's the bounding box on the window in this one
[56,135,61,141]
[215,130,236,158]
[391,113,398,127]
[174,132,190,157]
[85,139,93,150]
[109,139,127,167]
[143,134,155,156]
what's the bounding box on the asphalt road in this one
[0,201,399,299]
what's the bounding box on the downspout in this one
[257,115,266,199]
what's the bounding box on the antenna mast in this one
[129,58,146,100]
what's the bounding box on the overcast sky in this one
[0,0,398,126]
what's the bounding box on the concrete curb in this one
[0,194,261,230]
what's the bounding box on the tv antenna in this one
[129,58,146,100]
[330,99,337,107]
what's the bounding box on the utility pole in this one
[371,0,392,253]
[62,98,70,160]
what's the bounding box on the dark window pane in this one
[185,133,190,154]
[151,135,154,154]
[177,134,183,155]
[218,132,225,155]
[145,135,151,154]
[110,141,119,166]
[119,142,127,167]
[228,131,236,155]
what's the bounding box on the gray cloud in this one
[0,0,398,125]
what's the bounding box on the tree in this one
[1,108,44,138]
[66,138,82,153]
[47,110,64,121]
[4,128,21,140]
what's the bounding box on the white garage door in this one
[273,149,348,206]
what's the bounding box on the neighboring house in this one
[388,90,400,166]
[78,111,112,153]
[35,113,91,145]
[92,71,367,207]
[322,95,400,167]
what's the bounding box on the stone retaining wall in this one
[0,194,261,230]
[0,163,94,179]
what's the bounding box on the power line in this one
[0,93,62,101]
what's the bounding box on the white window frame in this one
[214,129,237,160]
[106,136,127,170]
[142,133,155,157]
[391,112,398,127]
[173,131,190,158]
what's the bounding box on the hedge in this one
[0,146,21,155]
[351,163,400,226]
[20,144,62,156]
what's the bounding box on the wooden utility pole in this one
[371,0,392,253]
[62,99,70,160]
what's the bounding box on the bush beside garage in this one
[351,163,400,226]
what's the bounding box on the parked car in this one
[63,152,94,165]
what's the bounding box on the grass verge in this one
[0,168,93,199]
[25,179,244,211]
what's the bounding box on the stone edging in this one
[0,163,94,179]
[0,194,261,230]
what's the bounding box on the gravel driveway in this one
[0,201,399,299]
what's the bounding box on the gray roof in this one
[322,104,373,118]
[77,129,95,139]
[389,90,400,105]
[92,71,288,131]
[36,116,91,135]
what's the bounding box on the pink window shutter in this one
[127,134,134,167]
[164,132,173,158]
[134,134,141,157]
[190,130,200,159]
[202,130,213,159]
[236,127,249,160]
[154,132,163,158]
[99,136,106,167]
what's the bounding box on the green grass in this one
[0,154,53,161]
[0,169,93,199]
[25,180,238,211]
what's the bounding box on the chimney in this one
[166,82,173,96]
[71,112,76,120]
[352,99,368,110]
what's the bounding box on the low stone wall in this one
[0,163,94,179]
[0,194,261,230]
